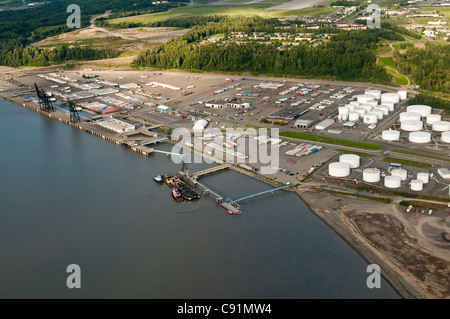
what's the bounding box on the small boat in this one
[153,175,163,183]
[228,211,242,215]
[172,188,184,202]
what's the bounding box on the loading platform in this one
[191,164,231,180]
[231,183,291,203]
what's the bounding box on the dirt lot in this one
[31,27,189,51]
[299,189,450,299]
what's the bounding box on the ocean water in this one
[0,98,400,298]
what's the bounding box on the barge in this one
[162,174,201,201]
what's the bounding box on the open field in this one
[280,132,384,150]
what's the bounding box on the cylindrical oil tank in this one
[344,104,356,112]
[432,121,450,132]
[407,105,432,118]
[339,154,360,168]
[365,90,381,100]
[356,94,375,104]
[417,172,429,184]
[359,104,373,112]
[409,131,431,143]
[399,112,421,122]
[363,168,381,183]
[398,90,408,100]
[354,108,367,117]
[339,114,348,121]
[375,105,389,116]
[338,106,350,116]
[382,130,400,141]
[401,120,423,131]
[366,100,378,108]
[349,101,360,108]
[381,92,400,104]
[410,179,424,191]
[442,131,450,143]
[348,112,360,122]
[426,114,441,125]
[385,176,402,188]
[382,101,395,111]
[363,113,378,124]
[329,162,351,177]
[391,168,408,181]
[372,109,384,120]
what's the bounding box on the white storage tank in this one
[329,162,351,177]
[401,120,423,131]
[442,131,450,143]
[417,172,429,184]
[366,100,379,108]
[349,101,360,107]
[385,176,402,188]
[372,109,384,120]
[407,105,432,118]
[356,94,375,104]
[398,90,408,100]
[365,90,381,100]
[382,130,400,141]
[363,168,381,183]
[375,105,389,116]
[410,179,424,191]
[344,104,356,112]
[432,121,450,132]
[408,131,431,143]
[339,154,360,168]
[381,92,400,104]
[338,106,350,116]
[382,101,395,112]
[426,114,441,125]
[359,104,373,112]
[354,108,367,117]
[391,168,408,181]
[348,112,360,122]
[399,112,421,122]
[363,113,378,124]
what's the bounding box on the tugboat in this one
[153,175,163,183]
[172,188,184,202]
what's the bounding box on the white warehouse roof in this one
[193,119,209,130]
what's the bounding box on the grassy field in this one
[378,57,397,69]
[390,149,450,163]
[383,157,432,168]
[109,1,338,25]
[109,3,275,24]
[280,131,383,150]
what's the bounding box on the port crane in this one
[65,99,81,123]
[34,83,55,112]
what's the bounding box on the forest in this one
[395,43,450,94]
[132,16,394,83]
[0,0,186,67]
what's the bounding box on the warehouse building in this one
[157,105,173,114]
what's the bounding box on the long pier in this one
[191,164,232,180]
[231,183,291,203]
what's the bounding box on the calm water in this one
[0,98,400,298]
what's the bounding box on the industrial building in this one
[157,105,173,114]
[193,119,209,131]
[96,117,136,134]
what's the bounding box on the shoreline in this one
[1,86,448,299]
